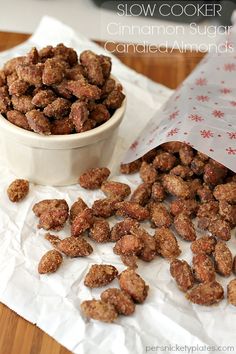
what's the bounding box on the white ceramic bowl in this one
[0,87,126,186]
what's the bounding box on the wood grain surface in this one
[0,30,204,354]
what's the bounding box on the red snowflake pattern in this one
[188,114,204,122]
[230,101,236,107]
[212,110,224,118]
[226,147,236,155]
[220,88,232,94]
[200,130,214,138]
[196,95,209,102]
[130,140,139,151]
[167,128,179,137]
[227,132,236,139]
[195,78,207,86]
[224,63,236,72]
[169,110,179,120]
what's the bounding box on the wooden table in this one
[0,31,205,354]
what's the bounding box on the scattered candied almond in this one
[186,281,224,306]
[110,218,139,242]
[130,182,152,206]
[84,264,118,288]
[213,182,236,204]
[213,241,233,277]
[101,288,135,315]
[174,213,196,241]
[191,236,216,255]
[71,208,94,237]
[58,236,93,257]
[115,201,149,221]
[89,219,111,243]
[92,198,118,218]
[149,202,172,228]
[162,174,191,199]
[192,253,215,283]
[227,279,236,306]
[38,250,63,274]
[170,259,194,292]
[131,227,156,262]
[81,300,118,323]
[119,269,149,303]
[7,179,29,202]
[120,160,141,174]
[113,234,143,256]
[101,180,131,201]
[79,167,110,189]
[155,227,181,260]
[69,197,88,223]
[140,161,158,183]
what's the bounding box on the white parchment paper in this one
[0,17,236,354]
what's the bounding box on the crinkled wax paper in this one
[0,16,235,354]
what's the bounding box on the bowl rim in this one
[0,75,126,149]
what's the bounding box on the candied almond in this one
[130,182,152,206]
[140,161,158,183]
[174,213,196,241]
[149,202,172,228]
[170,259,194,292]
[70,198,88,223]
[120,160,141,174]
[155,227,181,260]
[101,180,131,201]
[151,182,166,202]
[219,201,236,227]
[7,110,31,130]
[192,253,215,283]
[101,288,135,315]
[81,300,118,323]
[227,279,236,306]
[115,201,149,221]
[79,167,110,189]
[191,236,216,255]
[120,255,138,269]
[113,234,143,256]
[179,145,194,165]
[214,241,233,277]
[153,152,177,171]
[57,236,93,257]
[233,256,236,275]
[162,174,191,199]
[71,208,94,237]
[186,281,224,306]
[208,217,231,241]
[203,161,227,186]
[131,227,156,262]
[89,219,111,243]
[26,110,51,135]
[92,198,118,218]
[38,250,63,274]
[84,264,118,288]
[7,179,29,202]
[170,199,198,218]
[110,218,139,242]
[119,269,149,303]
[213,182,236,204]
